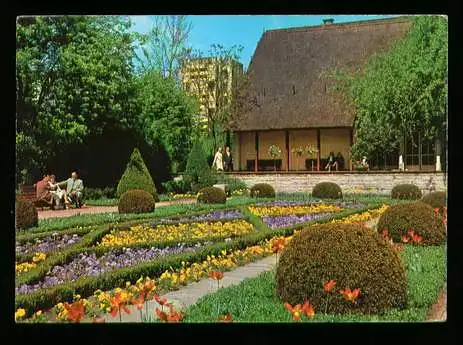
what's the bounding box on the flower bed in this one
[16,233,82,256]
[97,219,254,248]
[16,243,210,294]
[149,210,243,226]
[16,253,47,276]
[248,204,343,217]
[330,204,389,224]
[262,213,334,229]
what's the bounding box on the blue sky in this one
[130,15,399,70]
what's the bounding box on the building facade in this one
[181,57,244,130]
[232,17,446,172]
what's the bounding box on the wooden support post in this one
[317,128,321,171]
[349,128,354,171]
[255,131,259,172]
[285,130,290,171]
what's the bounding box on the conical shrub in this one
[184,141,216,193]
[117,148,159,201]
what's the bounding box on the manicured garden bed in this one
[182,244,446,322]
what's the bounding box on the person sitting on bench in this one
[325,152,339,171]
[58,171,84,208]
[48,174,66,209]
[35,175,54,208]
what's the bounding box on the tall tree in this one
[327,15,447,161]
[134,15,193,82]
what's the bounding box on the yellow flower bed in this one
[231,189,250,196]
[97,219,254,247]
[168,193,197,200]
[248,204,343,216]
[330,204,389,224]
[15,252,47,275]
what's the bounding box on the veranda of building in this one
[231,17,446,173]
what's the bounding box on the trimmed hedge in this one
[312,182,343,199]
[391,184,422,200]
[197,187,227,204]
[16,200,38,230]
[250,183,275,198]
[118,189,156,214]
[276,223,407,315]
[377,202,446,245]
[15,205,381,314]
[420,191,446,214]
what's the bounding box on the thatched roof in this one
[234,17,413,131]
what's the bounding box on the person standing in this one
[212,147,224,172]
[223,146,233,172]
[58,171,85,208]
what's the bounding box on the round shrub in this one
[276,223,407,315]
[391,184,422,200]
[312,182,342,199]
[16,200,38,230]
[377,202,446,245]
[197,187,226,204]
[118,189,155,214]
[250,183,275,198]
[421,191,446,214]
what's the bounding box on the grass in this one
[182,244,446,322]
[85,198,119,206]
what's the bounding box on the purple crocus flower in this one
[16,233,82,256]
[262,213,333,229]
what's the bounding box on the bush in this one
[420,191,446,214]
[276,223,408,315]
[84,188,104,200]
[197,187,227,204]
[312,182,343,199]
[102,187,117,199]
[391,184,422,200]
[216,175,248,195]
[377,202,446,245]
[16,200,39,230]
[118,189,156,214]
[250,183,275,198]
[184,141,217,193]
[117,148,159,202]
[162,180,190,194]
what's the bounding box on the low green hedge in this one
[15,204,382,314]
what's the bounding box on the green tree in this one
[117,148,159,200]
[184,141,216,192]
[134,70,196,173]
[328,15,447,161]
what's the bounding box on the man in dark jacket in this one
[223,147,233,172]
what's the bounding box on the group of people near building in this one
[36,171,84,209]
[212,146,233,172]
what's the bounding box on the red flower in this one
[284,303,304,321]
[272,238,285,254]
[381,229,389,238]
[154,295,171,308]
[323,280,336,293]
[64,300,85,323]
[339,288,361,302]
[110,292,131,318]
[155,308,168,322]
[132,292,145,310]
[208,270,224,281]
[166,306,184,323]
[401,235,410,243]
[302,300,315,318]
[408,230,423,244]
[217,313,233,323]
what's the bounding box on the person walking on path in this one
[57,171,84,208]
[223,146,233,172]
[212,147,224,172]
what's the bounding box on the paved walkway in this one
[38,199,196,220]
[425,283,447,322]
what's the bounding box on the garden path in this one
[37,199,196,220]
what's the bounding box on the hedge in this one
[15,204,382,314]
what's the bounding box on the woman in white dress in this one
[212,147,224,171]
[48,175,66,209]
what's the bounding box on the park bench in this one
[18,184,53,210]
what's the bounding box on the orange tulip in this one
[110,293,131,318]
[272,238,285,254]
[323,280,336,293]
[155,308,168,322]
[302,300,315,318]
[284,303,304,321]
[166,306,184,323]
[64,300,85,323]
[339,288,361,302]
[132,292,145,310]
[218,313,233,323]
[154,294,171,308]
[208,270,224,281]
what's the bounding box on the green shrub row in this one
[84,187,117,200]
[15,204,382,314]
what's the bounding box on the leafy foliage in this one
[197,187,227,204]
[420,191,446,214]
[16,200,39,230]
[391,184,422,200]
[116,148,158,201]
[118,189,156,214]
[250,183,275,198]
[377,202,446,245]
[312,182,343,199]
[328,16,447,160]
[161,180,190,194]
[184,141,217,193]
[276,223,408,315]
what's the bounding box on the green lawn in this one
[85,198,119,206]
[182,244,446,322]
